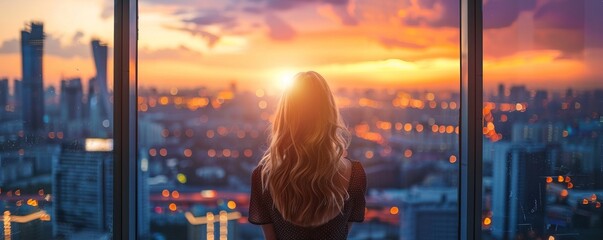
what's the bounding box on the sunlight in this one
[276,69,297,90]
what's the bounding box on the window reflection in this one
[482,0,603,239]
[139,0,460,239]
[0,1,114,239]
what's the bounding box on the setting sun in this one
[276,70,297,91]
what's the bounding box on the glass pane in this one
[138,1,460,239]
[481,0,603,239]
[0,1,114,239]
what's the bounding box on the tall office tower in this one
[497,83,505,102]
[0,78,8,113]
[60,78,84,138]
[89,40,111,137]
[53,141,112,238]
[59,78,83,122]
[509,85,530,103]
[138,150,151,239]
[399,188,458,240]
[13,79,22,110]
[21,22,45,135]
[491,144,557,240]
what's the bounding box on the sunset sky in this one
[0,0,601,92]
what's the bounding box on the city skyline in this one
[1,0,602,90]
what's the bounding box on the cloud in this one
[0,32,95,58]
[0,39,19,54]
[531,0,602,57]
[163,25,221,48]
[483,0,603,59]
[264,14,297,41]
[379,37,426,49]
[183,11,236,26]
[262,0,348,10]
[483,0,536,29]
[401,0,459,28]
[317,4,358,26]
[100,0,113,20]
[139,45,202,60]
[242,6,263,14]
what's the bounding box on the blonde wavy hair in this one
[259,71,351,227]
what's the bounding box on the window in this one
[481,0,603,239]
[0,1,114,239]
[137,0,460,239]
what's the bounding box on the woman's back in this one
[249,159,366,240]
[247,71,366,239]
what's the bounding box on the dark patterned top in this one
[248,160,366,240]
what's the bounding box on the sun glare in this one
[276,70,297,90]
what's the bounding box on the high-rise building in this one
[88,40,111,137]
[491,144,557,240]
[60,78,84,138]
[399,188,458,240]
[13,79,22,110]
[138,150,150,239]
[0,78,8,110]
[21,22,45,135]
[53,141,112,238]
[60,78,84,122]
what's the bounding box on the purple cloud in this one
[163,25,221,48]
[379,37,426,49]
[0,32,95,58]
[483,0,536,29]
[183,12,236,26]
[264,14,297,41]
[401,0,459,28]
[262,0,349,10]
[139,45,202,60]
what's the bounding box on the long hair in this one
[259,71,351,227]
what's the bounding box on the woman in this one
[249,71,366,239]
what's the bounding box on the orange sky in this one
[0,0,601,92]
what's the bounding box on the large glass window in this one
[138,0,460,239]
[481,0,603,239]
[0,1,114,239]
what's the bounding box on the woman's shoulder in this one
[345,158,366,187]
[346,158,365,173]
[251,164,264,181]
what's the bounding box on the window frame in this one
[113,0,138,239]
[111,0,485,239]
[459,0,483,240]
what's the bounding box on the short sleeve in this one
[348,161,366,222]
[248,166,272,225]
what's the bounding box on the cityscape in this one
[1,5,603,240]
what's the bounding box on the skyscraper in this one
[60,78,83,122]
[13,79,22,110]
[21,22,45,135]
[89,40,111,137]
[491,144,557,239]
[53,141,112,238]
[0,78,8,113]
[60,78,84,138]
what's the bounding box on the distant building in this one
[88,40,111,138]
[138,150,150,239]
[0,78,8,112]
[60,78,84,138]
[398,188,458,240]
[186,211,239,240]
[53,141,112,238]
[21,22,45,135]
[0,206,52,240]
[491,143,558,240]
[13,79,22,110]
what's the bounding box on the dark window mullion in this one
[460,0,483,239]
[113,0,138,239]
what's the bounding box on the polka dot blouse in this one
[248,160,366,240]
